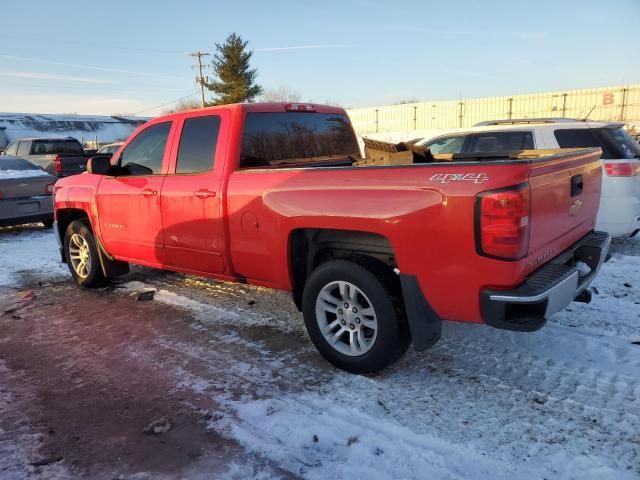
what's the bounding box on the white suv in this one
[417,119,640,237]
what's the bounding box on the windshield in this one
[240,112,359,168]
[99,144,120,154]
[31,140,83,155]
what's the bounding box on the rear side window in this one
[554,129,604,154]
[598,128,640,159]
[552,128,640,159]
[469,132,534,152]
[424,135,467,154]
[176,115,221,174]
[17,142,30,157]
[240,112,359,169]
[31,140,83,155]
[119,122,171,175]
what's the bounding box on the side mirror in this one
[86,156,113,175]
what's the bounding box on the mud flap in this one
[399,274,442,351]
[96,239,130,279]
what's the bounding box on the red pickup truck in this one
[52,103,610,373]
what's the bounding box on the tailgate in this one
[526,147,603,275]
[53,154,89,176]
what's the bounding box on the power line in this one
[190,51,210,107]
[129,92,200,116]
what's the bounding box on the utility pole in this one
[190,51,210,107]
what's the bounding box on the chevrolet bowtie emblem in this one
[569,199,583,216]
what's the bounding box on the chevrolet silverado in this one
[52,103,610,373]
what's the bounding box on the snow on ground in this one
[0,361,70,480]
[1,227,639,479]
[0,227,67,287]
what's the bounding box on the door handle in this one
[194,190,216,199]
[570,174,583,197]
[141,189,157,197]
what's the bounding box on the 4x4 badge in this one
[429,173,489,184]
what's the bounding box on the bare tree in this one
[163,98,202,114]
[260,86,302,103]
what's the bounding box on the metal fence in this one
[346,85,640,135]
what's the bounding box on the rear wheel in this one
[302,260,410,374]
[64,220,105,287]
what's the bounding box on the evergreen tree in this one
[206,33,262,105]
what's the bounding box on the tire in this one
[42,219,54,229]
[64,220,105,287]
[302,259,411,374]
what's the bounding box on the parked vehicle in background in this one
[53,103,609,373]
[97,142,123,156]
[0,155,55,228]
[415,119,640,238]
[2,137,92,178]
[626,121,640,143]
[0,127,8,151]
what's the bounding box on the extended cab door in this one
[96,121,174,264]
[160,110,228,274]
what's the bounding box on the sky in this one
[0,0,638,116]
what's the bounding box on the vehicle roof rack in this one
[474,118,581,126]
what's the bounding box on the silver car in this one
[0,155,55,228]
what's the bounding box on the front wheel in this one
[302,260,410,374]
[64,220,105,287]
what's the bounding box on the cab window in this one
[175,115,221,174]
[119,122,171,176]
[424,135,467,154]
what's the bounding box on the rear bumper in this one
[481,231,611,332]
[0,197,53,227]
[0,212,54,227]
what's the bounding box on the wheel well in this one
[289,229,398,310]
[56,208,90,243]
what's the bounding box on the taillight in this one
[475,184,531,260]
[604,162,636,177]
[53,154,62,173]
[45,183,55,194]
[284,103,316,112]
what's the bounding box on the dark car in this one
[0,155,55,228]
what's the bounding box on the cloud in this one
[255,44,354,52]
[0,71,117,84]
[0,54,189,81]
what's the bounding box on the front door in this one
[96,121,174,264]
[160,111,227,274]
